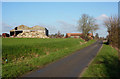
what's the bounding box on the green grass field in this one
[2,38,95,77]
[81,43,120,78]
[0,38,1,77]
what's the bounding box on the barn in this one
[10,25,49,38]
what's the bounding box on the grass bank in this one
[81,43,120,78]
[2,38,95,77]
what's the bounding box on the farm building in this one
[65,33,93,39]
[10,25,49,38]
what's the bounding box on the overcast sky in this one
[2,2,118,37]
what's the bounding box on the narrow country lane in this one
[23,40,103,77]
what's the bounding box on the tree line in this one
[78,14,119,49]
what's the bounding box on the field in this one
[0,38,1,77]
[2,38,95,77]
[81,43,120,78]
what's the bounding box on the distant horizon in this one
[2,2,118,37]
[0,24,107,37]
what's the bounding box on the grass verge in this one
[81,43,120,78]
[2,38,95,77]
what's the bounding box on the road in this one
[23,40,102,77]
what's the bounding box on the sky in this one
[2,2,118,37]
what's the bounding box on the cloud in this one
[37,21,78,34]
[37,23,58,34]
[44,25,58,34]
[95,14,109,38]
[95,27,108,38]
[57,20,77,33]
[2,22,13,33]
[96,14,109,21]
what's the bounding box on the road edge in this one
[79,41,103,77]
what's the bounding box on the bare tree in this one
[104,15,120,47]
[78,14,99,37]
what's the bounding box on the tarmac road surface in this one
[23,40,103,77]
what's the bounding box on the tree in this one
[104,15,120,47]
[57,31,61,37]
[95,33,99,39]
[78,14,99,37]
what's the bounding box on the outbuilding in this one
[10,25,49,37]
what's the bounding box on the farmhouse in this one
[10,25,49,38]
